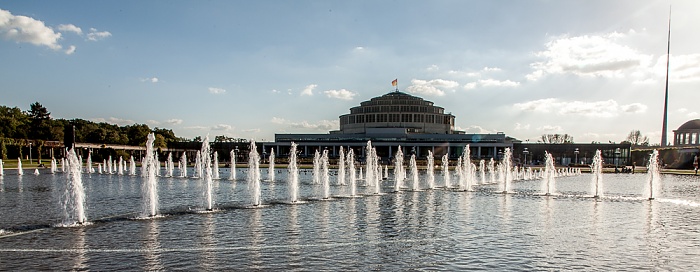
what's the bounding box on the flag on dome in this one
[391,79,397,86]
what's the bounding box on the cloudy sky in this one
[2,1,699,144]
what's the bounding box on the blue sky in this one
[2,1,700,144]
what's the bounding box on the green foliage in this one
[0,138,6,160]
[0,102,186,149]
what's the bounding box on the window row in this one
[350,105,444,114]
[340,114,453,125]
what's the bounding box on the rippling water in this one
[1,169,699,270]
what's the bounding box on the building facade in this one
[673,119,700,146]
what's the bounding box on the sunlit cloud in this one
[0,8,63,51]
[271,117,338,131]
[212,124,233,131]
[324,89,356,100]
[57,24,82,35]
[514,98,647,118]
[300,84,317,96]
[92,117,135,126]
[86,28,111,41]
[166,119,183,125]
[527,32,652,81]
[141,77,159,83]
[406,79,458,96]
[208,87,226,94]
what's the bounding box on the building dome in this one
[673,119,700,146]
[677,119,700,130]
[337,91,457,134]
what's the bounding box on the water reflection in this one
[71,227,88,271]
[198,213,216,271]
[249,208,264,269]
[143,219,163,271]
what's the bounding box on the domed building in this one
[673,119,700,146]
[268,90,514,161]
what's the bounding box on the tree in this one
[539,134,574,144]
[626,130,649,146]
[28,102,51,140]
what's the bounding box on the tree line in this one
[0,102,184,159]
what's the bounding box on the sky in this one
[1,0,699,145]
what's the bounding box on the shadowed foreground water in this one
[1,169,699,270]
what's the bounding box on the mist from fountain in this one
[312,150,320,185]
[542,151,556,195]
[268,149,275,182]
[427,150,435,189]
[441,154,450,188]
[17,158,23,175]
[86,153,92,174]
[248,141,262,206]
[456,157,463,189]
[141,133,159,217]
[371,147,381,194]
[167,152,174,177]
[645,149,661,200]
[365,141,375,188]
[229,149,236,180]
[501,148,513,193]
[117,157,123,175]
[338,147,346,186]
[459,145,473,191]
[212,151,220,180]
[194,151,202,179]
[410,154,419,191]
[61,158,65,173]
[107,156,113,175]
[322,149,330,199]
[479,160,486,185]
[180,153,187,178]
[50,158,57,174]
[394,147,405,191]
[288,142,299,203]
[129,156,136,176]
[591,150,603,198]
[200,136,214,210]
[62,147,87,225]
[97,163,102,174]
[359,168,363,180]
[347,148,357,196]
[0,159,4,176]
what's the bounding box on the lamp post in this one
[523,148,529,166]
[574,148,579,165]
[29,142,32,164]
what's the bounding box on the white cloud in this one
[242,128,261,133]
[289,120,338,131]
[57,24,82,35]
[301,84,317,96]
[514,98,647,118]
[463,79,520,90]
[212,124,233,131]
[271,89,279,93]
[457,125,495,134]
[271,116,338,131]
[514,123,531,130]
[427,64,439,71]
[406,79,458,96]
[538,125,563,132]
[92,117,135,126]
[146,120,160,125]
[527,32,652,81]
[166,119,183,125]
[688,112,699,118]
[0,8,63,51]
[184,126,208,130]
[482,67,502,72]
[141,77,159,83]
[270,117,286,124]
[208,87,226,94]
[324,89,356,100]
[86,28,111,41]
[667,54,700,82]
[65,45,76,55]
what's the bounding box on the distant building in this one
[265,91,515,162]
[673,119,700,146]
